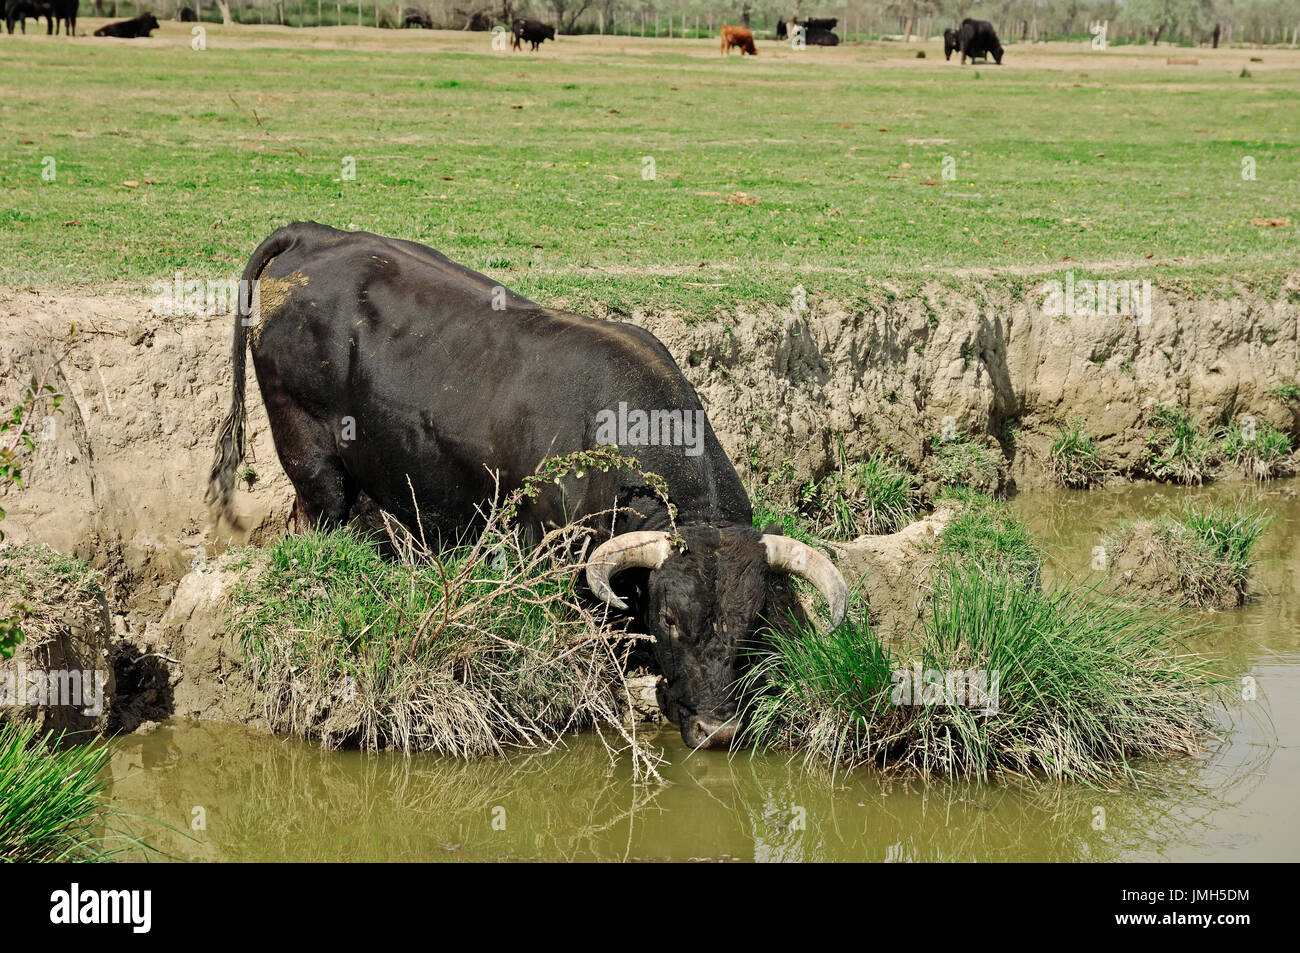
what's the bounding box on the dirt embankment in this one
[629,286,1298,500]
[0,283,1295,728]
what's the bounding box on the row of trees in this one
[438,0,1300,40]
[121,0,1300,44]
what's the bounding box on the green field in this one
[4,27,1298,315]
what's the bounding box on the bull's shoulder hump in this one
[533,310,686,375]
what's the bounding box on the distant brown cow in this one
[720,24,757,55]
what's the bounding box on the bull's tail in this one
[206,226,297,521]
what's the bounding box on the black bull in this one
[93,13,160,37]
[208,223,847,749]
[945,19,1003,64]
[511,17,554,50]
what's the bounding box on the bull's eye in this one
[661,611,680,637]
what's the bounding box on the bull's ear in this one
[763,522,783,536]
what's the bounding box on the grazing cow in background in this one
[510,17,554,51]
[720,24,757,55]
[94,12,160,37]
[209,222,849,750]
[402,9,432,29]
[949,18,1004,64]
[178,6,197,21]
[4,0,54,34]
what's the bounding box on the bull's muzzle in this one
[684,715,739,750]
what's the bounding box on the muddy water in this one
[105,482,1299,862]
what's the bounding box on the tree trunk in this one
[216,0,232,25]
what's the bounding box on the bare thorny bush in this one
[242,449,670,783]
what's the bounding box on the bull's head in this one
[944,29,959,59]
[586,525,847,749]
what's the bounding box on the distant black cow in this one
[178,6,197,21]
[4,0,55,34]
[94,12,160,37]
[510,17,554,51]
[402,9,431,28]
[947,18,1003,64]
[943,27,959,59]
[48,0,75,34]
[777,16,838,45]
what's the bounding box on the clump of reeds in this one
[1219,418,1293,481]
[1105,501,1271,608]
[741,561,1225,785]
[1145,404,1216,485]
[1047,417,1110,488]
[934,488,1043,587]
[799,440,919,539]
[230,455,665,780]
[930,434,1003,492]
[0,720,145,861]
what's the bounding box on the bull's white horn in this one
[585,531,675,610]
[761,535,848,628]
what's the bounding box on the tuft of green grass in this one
[1145,404,1216,485]
[930,434,1002,492]
[1047,417,1109,488]
[229,499,658,775]
[1268,379,1300,403]
[1105,501,1271,608]
[935,488,1042,587]
[751,504,820,548]
[741,562,1223,784]
[1220,418,1292,480]
[0,544,105,662]
[798,442,918,540]
[1176,502,1272,598]
[0,721,146,861]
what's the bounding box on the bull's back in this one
[245,224,749,535]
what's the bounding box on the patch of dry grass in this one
[231,472,665,781]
